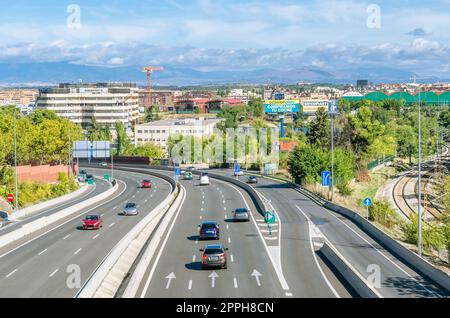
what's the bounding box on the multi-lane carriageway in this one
[0,165,448,298]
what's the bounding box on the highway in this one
[213,170,449,298]
[129,168,351,298]
[0,167,172,298]
[0,175,111,236]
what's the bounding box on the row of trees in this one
[289,100,445,193]
[0,107,83,166]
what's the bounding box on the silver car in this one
[232,208,250,222]
[200,244,228,270]
[123,202,138,216]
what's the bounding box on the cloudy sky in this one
[1,0,450,77]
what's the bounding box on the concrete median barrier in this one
[8,183,90,221]
[0,181,118,250]
[319,242,382,298]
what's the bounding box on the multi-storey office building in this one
[36,83,140,130]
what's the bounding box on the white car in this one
[234,171,244,176]
[200,174,210,186]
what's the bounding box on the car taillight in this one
[218,253,225,258]
[202,255,208,259]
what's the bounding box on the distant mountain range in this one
[0,62,444,87]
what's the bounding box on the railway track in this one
[392,154,449,221]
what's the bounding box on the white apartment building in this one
[134,117,223,151]
[36,83,140,130]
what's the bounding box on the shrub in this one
[369,200,400,229]
[401,215,447,253]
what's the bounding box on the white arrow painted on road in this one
[165,272,176,289]
[209,271,219,288]
[251,269,262,286]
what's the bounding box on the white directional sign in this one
[209,271,219,288]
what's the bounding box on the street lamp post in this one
[13,108,19,211]
[331,112,335,202]
[417,89,423,257]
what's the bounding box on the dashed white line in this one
[49,269,59,277]
[188,280,193,290]
[200,216,203,220]
[230,254,234,262]
[92,234,100,240]
[192,255,196,262]
[233,277,238,289]
[73,248,82,255]
[6,269,17,278]
[109,222,116,228]
[226,224,229,230]
[285,292,293,297]
[228,237,231,244]
[62,234,71,240]
[38,249,48,256]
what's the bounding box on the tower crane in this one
[142,66,164,108]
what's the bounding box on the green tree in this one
[115,121,133,156]
[144,107,161,122]
[307,108,330,150]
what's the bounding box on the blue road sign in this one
[328,99,338,114]
[322,171,331,187]
[175,168,181,176]
[364,197,373,207]
[234,164,241,174]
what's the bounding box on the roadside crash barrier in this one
[0,181,118,250]
[76,182,182,298]
[319,242,382,298]
[8,183,90,221]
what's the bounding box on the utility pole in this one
[417,87,423,257]
[13,108,19,211]
[331,112,335,202]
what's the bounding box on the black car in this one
[198,221,220,240]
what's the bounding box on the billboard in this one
[73,141,110,159]
[264,100,300,113]
[301,100,329,114]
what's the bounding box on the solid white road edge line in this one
[295,205,340,298]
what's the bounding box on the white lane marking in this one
[63,234,71,240]
[295,206,341,298]
[73,248,82,255]
[140,185,187,298]
[202,201,204,205]
[285,292,293,297]
[226,224,229,230]
[222,200,226,204]
[192,255,196,262]
[165,272,176,289]
[144,199,148,203]
[113,206,118,209]
[49,269,59,277]
[101,213,105,217]
[225,214,228,219]
[258,223,278,227]
[230,254,234,262]
[6,269,17,278]
[261,229,279,233]
[195,240,198,245]
[200,216,203,220]
[188,280,193,290]
[264,236,278,240]
[223,207,226,211]
[209,271,219,288]
[252,269,262,286]
[223,182,290,291]
[201,207,204,212]
[256,219,265,223]
[0,179,128,260]
[92,234,100,240]
[233,277,238,289]
[38,248,48,256]
[228,237,231,244]
[109,222,115,228]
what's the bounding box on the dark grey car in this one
[200,244,228,270]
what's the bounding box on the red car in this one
[141,179,152,188]
[82,215,103,230]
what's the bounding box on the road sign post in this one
[175,168,181,181]
[6,194,14,203]
[265,211,276,224]
[363,197,373,220]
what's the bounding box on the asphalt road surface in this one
[0,168,172,298]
